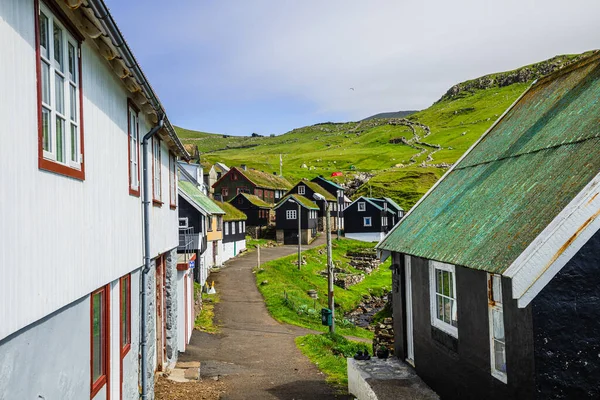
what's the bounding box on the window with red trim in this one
[91,285,110,398]
[169,152,177,208]
[152,137,162,205]
[222,187,229,197]
[128,102,140,195]
[37,1,85,180]
[120,275,131,354]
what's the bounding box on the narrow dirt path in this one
[179,236,352,400]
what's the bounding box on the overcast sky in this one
[105,0,599,136]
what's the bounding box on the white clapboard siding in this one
[0,0,178,341]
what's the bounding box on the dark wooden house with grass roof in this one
[285,178,337,232]
[213,166,292,204]
[377,53,600,400]
[274,194,319,245]
[217,201,247,262]
[230,192,272,238]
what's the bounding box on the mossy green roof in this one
[274,194,319,210]
[179,181,225,215]
[217,201,248,221]
[235,193,272,208]
[378,53,600,274]
[290,179,336,201]
[240,168,293,190]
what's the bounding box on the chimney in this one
[240,164,247,171]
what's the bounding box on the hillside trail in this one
[179,235,353,400]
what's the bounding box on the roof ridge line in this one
[454,134,600,171]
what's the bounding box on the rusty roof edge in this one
[504,171,600,308]
[533,50,600,88]
[377,80,538,252]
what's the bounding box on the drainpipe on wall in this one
[141,116,164,400]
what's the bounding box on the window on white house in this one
[286,210,297,220]
[128,105,139,194]
[430,261,458,337]
[363,217,372,226]
[232,221,236,235]
[488,274,507,383]
[217,216,223,231]
[152,137,162,202]
[39,4,81,170]
[224,222,229,235]
[298,185,305,195]
[358,202,366,211]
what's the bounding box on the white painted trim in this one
[376,82,536,251]
[429,261,458,338]
[487,273,508,384]
[504,172,600,308]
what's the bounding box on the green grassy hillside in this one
[175,52,592,210]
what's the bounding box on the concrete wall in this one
[345,232,384,242]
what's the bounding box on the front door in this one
[404,255,415,366]
[213,241,218,266]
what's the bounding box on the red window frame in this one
[127,100,140,196]
[90,285,110,399]
[35,0,86,180]
[222,187,229,197]
[119,274,131,400]
[152,136,162,206]
[169,152,177,209]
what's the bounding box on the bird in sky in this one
[349,87,354,91]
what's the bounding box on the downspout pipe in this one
[141,116,164,400]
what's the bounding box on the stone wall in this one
[165,248,178,367]
[334,273,365,289]
[276,229,284,244]
[143,259,156,399]
[373,317,395,355]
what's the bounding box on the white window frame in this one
[298,185,305,195]
[363,217,372,227]
[39,3,81,169]
[152,137,162,201]
[488,273,507,383]
[382,216,388,226]
[178,217,189,228]
[128,106,139,191]
[286,209,297,220]
[242,221,245,232]
[239,221,242,232]
[224,222,229,235]
[429,261,458,338]
[358,202,366,212]
[169,152,177,207]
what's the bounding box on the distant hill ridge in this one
[362,110,418,121]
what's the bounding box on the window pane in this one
[42,108,51,152]
[41,61,50,104]
[448,271,454,298]
[450,299,458,327]
[70,123,77,162]
[92,291,104,382]
[39,12,49,58]
[53,23,63,71]
[69,84,77,122]
[56,117,65,162]
[436,294,443,322]
[68,43,76,82]
[436,269,442,295]
[492,308,505,341]
[492,275,502,304]
[55,73,64,114]
[494,340,506,373]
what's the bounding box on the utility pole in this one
[297,200,301,270]
[325,200,335,333]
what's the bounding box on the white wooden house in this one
[0,1,190,399]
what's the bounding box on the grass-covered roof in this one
[179,181,225,215]
[235,193,272,208]
[274,194,319,210]
[240,168,292,190]
[217,201,248,221]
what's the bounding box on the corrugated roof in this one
[234,193,272,208]
[383,197,404,212]
[217,201,248,221]
[242,168,293,190]
[179,181,225,215]
[274,194,320,210]
[378,53,600,274]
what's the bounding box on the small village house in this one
[219,201,248,262]
[202,161,219,195]
[377,53,600,400]
[229,192,273,238]
[284,178,337,232]
[179,158,209,195]
[0,1,191,398]
[274,194,319,245]
[311,176,351,230]
[344,196,401,242]
[213,165,292,203]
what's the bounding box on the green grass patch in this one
[296,333,371,389]
[246,235,278,250]
[255,238,391,339]
[194,287,221,333]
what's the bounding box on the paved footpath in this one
[179,235,353,400]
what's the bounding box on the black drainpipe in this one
[140,116,164,400]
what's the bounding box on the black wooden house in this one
[311,176,350,230]
[344,196,399,242]
[274,194,319,245]
[377,54,600,400]
[284,178,336,232]
[229,192,272,238]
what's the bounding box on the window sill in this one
[39,158,85,180]
[129,188,140,197]
[91,375,107,399]
[152,199,163,207]
[170,203,177,210]
[121,343,131,358]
